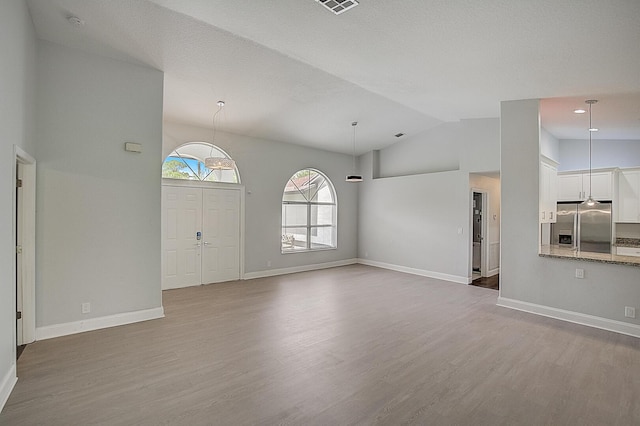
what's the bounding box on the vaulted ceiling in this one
[27,0,640,154]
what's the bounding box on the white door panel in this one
[202,189,240,284]
[162,186,203,289]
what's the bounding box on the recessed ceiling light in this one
[589,128,598,132]
[574,109,586,114]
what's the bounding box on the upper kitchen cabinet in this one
[539,157,558,223]
[617,168,640,223]
[557,170,614,202]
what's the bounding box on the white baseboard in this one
[358,259,468,284]
[0,364,17,413]
[497,297,640,339]
[35,307,165,341]
[485,268,500,277]
[244,258,358,280]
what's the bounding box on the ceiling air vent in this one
[315,0,359,15]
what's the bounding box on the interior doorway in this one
[13,146,36,356]
[472,191,484,280]
[161,183,243,290]
[469,173,501,288]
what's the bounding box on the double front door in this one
[162,185,240,290]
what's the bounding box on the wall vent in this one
[315,0,359,15]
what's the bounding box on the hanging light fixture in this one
[205,101,236,170]
[346,121,363,182]
[582,99,599,207]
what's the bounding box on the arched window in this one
[282,169,337,252]
[162,142,240,183]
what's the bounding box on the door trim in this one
[13,146,36,345]
[161,180,245,283]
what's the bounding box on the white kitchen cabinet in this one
[539,158,558,223]
[589,172,613,200]
[557,170,613,202]
[617,169,640,222]
[616,246,640,257]
[558,174,583,201]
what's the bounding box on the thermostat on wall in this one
[124,142,142,153]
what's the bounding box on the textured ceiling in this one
[27,0,640,153]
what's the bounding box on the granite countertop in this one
[539,245,640,267]
[616,238,640,248]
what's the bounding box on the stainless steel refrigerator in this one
[551,201,612,253]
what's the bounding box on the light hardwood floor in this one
[2,265,639,425]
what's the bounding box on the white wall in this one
[540,127,560,162]
[558,139,640,171]
[358,118,500,283]
[163,122,358,276]
[500,99,640,336]
[0,0,37,410]
[35,42,164,329]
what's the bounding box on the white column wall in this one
[35,42,164,329]
[499,99,640,336]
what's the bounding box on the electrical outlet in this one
[575,269,584,279]
[81,302,90,314]
[625,306,636,319]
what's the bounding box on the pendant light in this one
[205,101,236,170]
[582,99,599,207]
[346,121,363,182]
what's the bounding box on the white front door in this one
[162,186,203,290]
[162,185,241,289]
[202,188,240,284]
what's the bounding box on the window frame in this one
[281,169,337,253]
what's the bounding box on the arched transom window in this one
[282,169,337,252]
[162,142,240,183]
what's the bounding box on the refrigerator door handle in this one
[574,211,579,251]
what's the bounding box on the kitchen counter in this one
[616,237,640,248]
[539,245,640,267]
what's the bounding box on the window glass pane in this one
[305,170,320,201]
[310,226,335,249]
[161,142,240,183]
[283,181,307,202]
[308,174,326,202]
[282,204,308,227]
[311,205,335,225]
[315,180,333,203]
[204,168,238,183]
[282,227,307,251]
[162,156,196,180]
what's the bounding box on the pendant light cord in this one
[208,102,225,158]
[588,101,593,198]
[352,121,358,174]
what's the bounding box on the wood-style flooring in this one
[471,274,499,290]
[2,265,639,425]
